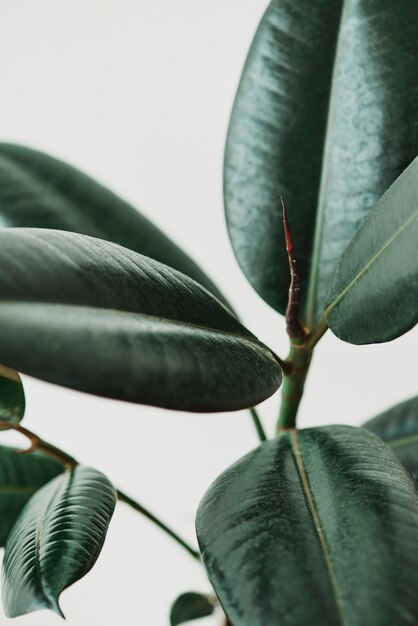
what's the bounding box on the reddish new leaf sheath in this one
[281,197,305,340]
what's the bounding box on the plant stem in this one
[276,197,313,431]
[0,421,78,467]
[275,316,329,432]
[0,421,199,561]
[276,340,312,431]
[305,316,328,350]
[249,407,267,442]
[275,197,330,431]
[117,490,200,560]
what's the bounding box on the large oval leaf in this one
[0,365,25,427]
[224,0,418,322]
[0,143,228,306]
[2,465,116,618]
[0,445,62,546]
[325,156,418,344]
[363,396,418,480]
[196,425,418,626]
[0,228,281,411]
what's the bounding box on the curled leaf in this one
[170,592,215,626]
[2,466,116,618]
[0,445,62,546]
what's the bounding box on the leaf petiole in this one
[305,316,328,350]
[0,421,200,561]
[117,490,200,560]
[249,407,267,442]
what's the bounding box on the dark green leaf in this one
[0,365,25,427]
[196,425,418,626]
[325,157,418,344]
[363,396,418,480]
[0,143,228,307]
[0,445,63,546]
[170,592,214,626]
[0,228,281,412]
[224,0,418,323]
[2,465,116,618]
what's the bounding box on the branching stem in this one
[305,315,328,349]
[0,421,78,467]
[276,340,312,431]
[275,198,328,432]
[0,421,199,561]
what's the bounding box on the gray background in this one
[1,1,417,624]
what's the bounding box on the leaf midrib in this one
[34,472,69,612]
[389,433,418,449]
[290,430,347,626]
[0,301,266,349]
[325,208,418,317]
[305,0,350,326]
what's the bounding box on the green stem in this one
[305,316,328,350]
[0,421,199,561]
[276,341,312,431]
[249,407,267,442]
[275,316,328,432]
[117,490,200,560]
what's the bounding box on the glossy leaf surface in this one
[170,592,214,626]
[0,228,281,411]
[224,0,418,322]
[364,396,418,480]
[3,466,116,617]
[325,156,418,344]
[197,425,418,626]
[0,143,228,306]
[0,365,25,427]
[0,446,62,546]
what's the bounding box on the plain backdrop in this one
[1,1,417,625]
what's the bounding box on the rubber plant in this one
[0,1,417,624]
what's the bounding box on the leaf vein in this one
[290,430,347,626]
[305,0,350,325]
[389,433,418,449]
[325,208,418,317]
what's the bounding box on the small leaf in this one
[325,156,418,344]
[0,445,63,546]
[170,592,214,626]
[196,425,418,626]
[2,465,116,618]
[224,0,418,322]
[0,229,282,412]
[0,143,229,307]
[363,396,418,480]
[0,365,25,428]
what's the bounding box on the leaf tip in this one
[52,595,66,620]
